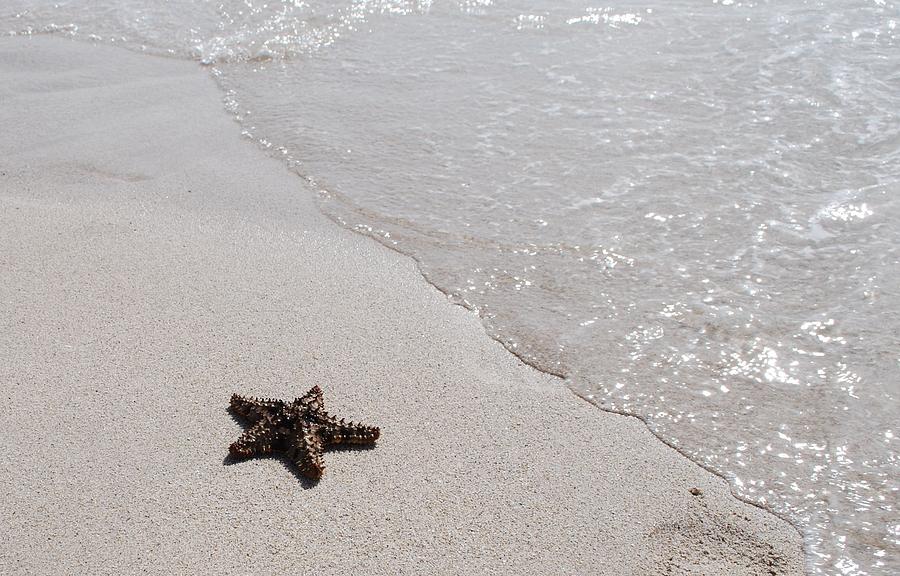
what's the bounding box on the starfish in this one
[228,385,380,481]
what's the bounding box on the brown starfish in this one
[228,385,380,480]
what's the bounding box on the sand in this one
[0,36,804,575]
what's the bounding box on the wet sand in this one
[0,36,804,575]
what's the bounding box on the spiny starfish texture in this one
[228,385,380,480]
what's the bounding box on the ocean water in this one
[4,1,898,574]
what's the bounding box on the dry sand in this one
[0,36,804,574]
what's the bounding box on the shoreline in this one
[322,197,808,546]
[0,36,804,575]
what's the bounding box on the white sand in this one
[0,36,804,574]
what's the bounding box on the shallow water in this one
[4,1,899,574]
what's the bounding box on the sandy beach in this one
[0,36,804,574]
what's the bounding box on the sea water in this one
[4,1,898,574]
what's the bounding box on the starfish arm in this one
[295,385,324,413]
[317,412,380,446]
[287,423,326,480]
[229,418,280,459]
[230,394,285,423]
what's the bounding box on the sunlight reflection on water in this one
[4,1,898,573]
